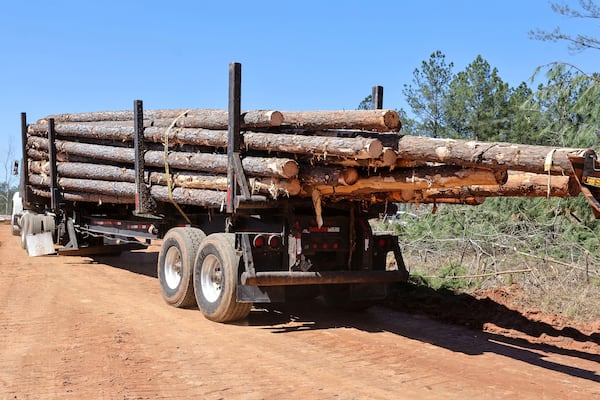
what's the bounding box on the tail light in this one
[268,235,281,248]
[253,235,266,248]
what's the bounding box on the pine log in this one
[332,147,397,169]
[396,135,594,175]
[299,166,359,186]
[243,131,383,159]
[387,191,485,205]
[29,174,228,208]
[28,123,384,159]
[31,187,134,204]
[27,136,299,178]
[281,110,401,132]
[311,166,505,197]
[41,109,283,129]
[418,172,578,200]
[28,160,302,197]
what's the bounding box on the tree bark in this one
[29,174,228,208]
[28,160,302,197]
[29,123,384,159]
[418,172,577,200]
[281,110,401,132]
[299,166,359,186]
[31,187,134,204]
[27,136,299,178]
[41,109,283,129]
[312,166,505,196]
[395,135,593,175]
[387,191,485,205]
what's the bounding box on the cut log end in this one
[366,140,384,159]
[381,148,398,167]
[341,168,359,186]
[382,110,401,131]
[282,160,300,178]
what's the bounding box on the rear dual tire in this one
[193,233,252,323]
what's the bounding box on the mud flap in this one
[26,232,55,256]
[237,284,284,303]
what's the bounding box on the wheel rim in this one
[201,254,223,303]
[164,246,183,290]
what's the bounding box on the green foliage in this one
[373,0,600,319]
[529,1,600,53]
[357,94,372,110]
[403,51,454,138]
[445,55,511,141]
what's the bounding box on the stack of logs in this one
[25,107,589,209]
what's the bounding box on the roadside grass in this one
[375,197,600,323]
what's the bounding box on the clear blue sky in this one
[0,0,597,176]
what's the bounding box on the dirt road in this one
[0,224,598,399]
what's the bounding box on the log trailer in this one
[13,63,600,322]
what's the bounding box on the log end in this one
[283,178,302,196]
[381,148,398,167]
[341,168,359,186]
[282,160,300,178]
[366,140,384,159]
[268,110,284,127]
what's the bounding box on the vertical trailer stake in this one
[227,62,242,213]
[20,112,31,206]
[47,118,60,210]
[227,62,256,277]
[371,85,383,110]
[133,99,156,214]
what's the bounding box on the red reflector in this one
[311,243,318,250]
[332,242,339,249]
[253,235,265,248]
[268,235,281,248]
[378,238,388,248]
[322,242,329,250]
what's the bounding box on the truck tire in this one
[158,227,206,308]
[193,233,252,323]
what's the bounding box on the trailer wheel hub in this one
[164,247,183,290]
[201,254,223,303]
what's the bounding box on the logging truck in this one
[13,63,600,322]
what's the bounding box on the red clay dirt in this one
[0,224,598,399]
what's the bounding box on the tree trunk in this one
[27,136,299,178]
[28,160,302,197]
[28,123,384,159]
[396,135,593,175]
[29,174,228,208]
[41,109,283,129]
[281,110,401,132]
[299,166,359,186]
[418,172,577,200]
[311,166,505,196]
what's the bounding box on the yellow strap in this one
[163,110,192,224]
[544,149,557,198]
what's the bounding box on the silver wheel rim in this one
[164,246,183,290]
[201,254,222,303]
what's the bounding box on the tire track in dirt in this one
[1,226,598,399]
